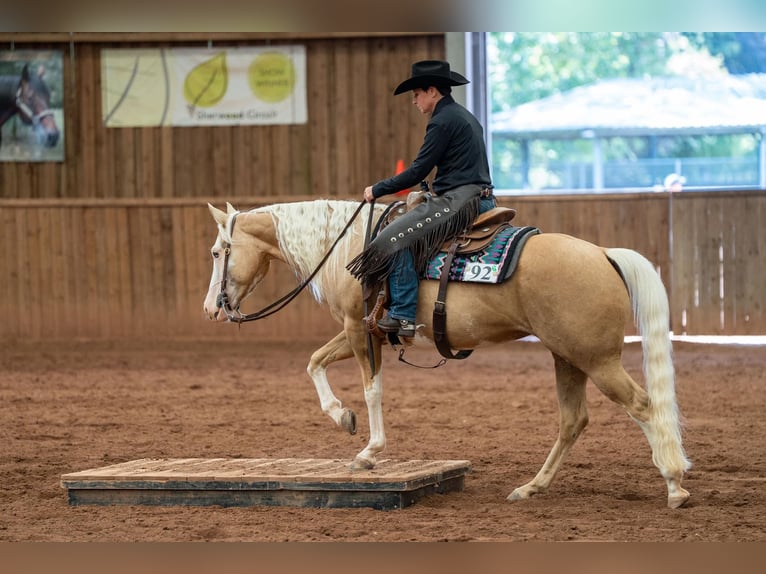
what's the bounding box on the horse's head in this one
[16,64,59,147]
[203,202,280,322]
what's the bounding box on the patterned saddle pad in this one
[424,225,540,284]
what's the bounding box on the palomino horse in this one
[0,63,59,149]
[203,200,691,508]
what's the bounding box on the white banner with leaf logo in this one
[101,46,307,127]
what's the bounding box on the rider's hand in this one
[363,186,375,203]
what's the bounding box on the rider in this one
[347,59,496,338]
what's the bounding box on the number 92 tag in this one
[466,263,499,283]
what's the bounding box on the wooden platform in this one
[60,458,471,510]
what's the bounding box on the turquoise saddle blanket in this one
[424,225,540,284]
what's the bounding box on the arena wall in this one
[1,34,763,341]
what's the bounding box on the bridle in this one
[16,85,54,127]
[216,200,369,324]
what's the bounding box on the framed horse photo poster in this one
[0,49,64,162]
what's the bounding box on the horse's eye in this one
[212,251,220,259]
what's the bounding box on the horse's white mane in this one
[252,200,378,302]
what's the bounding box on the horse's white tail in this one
[605,248,691,477]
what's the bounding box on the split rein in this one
[216,201,368,323]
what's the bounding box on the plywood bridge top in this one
[61,458,472,486]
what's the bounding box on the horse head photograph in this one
[0,59,61,156]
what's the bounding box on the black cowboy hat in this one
[393,60,470,95]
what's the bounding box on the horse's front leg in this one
[345,321,385,470]
[307,330,357,434]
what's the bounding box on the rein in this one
[216,200,368,323]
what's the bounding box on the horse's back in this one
[415,232,631,358]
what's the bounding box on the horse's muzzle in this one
[36,127,59,147]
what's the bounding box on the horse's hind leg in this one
[509,354,589,502]
[588,361,690,508]
[307,330,357,434]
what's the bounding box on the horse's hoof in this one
[340,409,357,435]
[507,485,539,502]
[668,489,690,509]
[350,457,374,471]
[506,490,525,502]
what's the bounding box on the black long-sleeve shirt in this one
[371,95,492,198]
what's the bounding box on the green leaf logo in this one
[184,52,228,108]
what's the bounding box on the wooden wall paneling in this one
[289,122,310,197]
[229,126,249,198]
[246,123,272,200]
[347,40,372,195]
[684,194,710,333]
[745,195,765,332]
[8,162,33,200]
[46,207,65,337]
[90,206,107,337]
[575,196,596,241]
[369,37,397,185]
[158,206,177,333]
[171,206,190,326]
[333,38,353,195]
[331,39,352,197]
[125,206,147,335]
[92,52,109,201]
[76,206,94,335]
[307,40,332,198]
[144,207,166,335]
[271,125,292,196]
[39,162,59,200]
[0,157,15,198]
[78,45,97,199]
[543,198,565,234]
[537,199,563,234]
[60,207,79,337]
[701,195,725,333]
[172,127,191,199]
[672,194,703,335]
[8,165,21,199]
[61,42,76,200]
[138,127,157,198]
[113,207,133,338]
[34,207,52,338]
[7,208,24,338]
[16,209,34,337]
[210,126,233,197]
[721,196,739,333]
[727,193,764,333]
[101,207,120,337]
[0,208,12,336]
[159,127,175,198]
[197,128,214,198]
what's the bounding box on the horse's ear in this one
[20,64,30,81]
[208,203,228,227]
[37,64,45,79]
[226,202,237,215]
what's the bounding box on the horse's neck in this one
[268,200,370,281]
[0,76,18,109]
